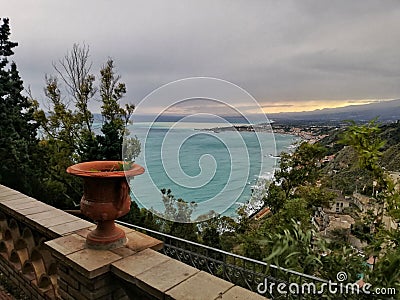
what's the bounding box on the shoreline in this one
[197,123,330,144]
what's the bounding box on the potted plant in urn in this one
[67,161,144,250]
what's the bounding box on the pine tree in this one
[0,18,39,194]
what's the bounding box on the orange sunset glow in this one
[261,99,392,114]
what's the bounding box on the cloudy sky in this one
[3,1,400,114]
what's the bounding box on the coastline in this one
[197,122,329,144]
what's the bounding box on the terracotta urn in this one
[66,161,144,250]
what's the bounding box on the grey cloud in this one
[262,104,294,108]
[2,0,400,111]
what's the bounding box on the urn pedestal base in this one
[86,220,127,250]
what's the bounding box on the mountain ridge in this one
[269,99,400,122]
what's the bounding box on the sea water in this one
[127,122,296,220]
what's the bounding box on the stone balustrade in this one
[0,184,265,300]
[0,184,93,299]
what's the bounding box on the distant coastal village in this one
[199,120,342,144]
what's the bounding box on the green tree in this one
[263,182,286,214]
[158,188,199,241]
[39,44,140,162]
[294,186,335,209]
[273,197,311,227]
[35,44,140,206]
[84,59,139,161]
[320,246,367,283]
[340,119,385,176]
[275,142,326,198]
[199,218,222,249]
[262,220,323,274]
[0,18,40,195]
[369,247,400,292]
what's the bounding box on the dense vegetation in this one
[0,18,40,197]
[320,120,400,195]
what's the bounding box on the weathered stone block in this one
[60,270,80,290]
[125,231,163,252]
[68,284,90,300]
[79,282,118,299]
[49,219,93,236]
[45,234,86,257]
[111,287,128,300]
[135,259,199,299]
[220,286,266,299]
[65,248,122,279]
[111,248,169,283]
[58,287,75,300]
[58,278,68,292]
[166,271,234,300]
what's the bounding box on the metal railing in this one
[116,220,335,299]
[116,221,394,299]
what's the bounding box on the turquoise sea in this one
[127,122,296,220]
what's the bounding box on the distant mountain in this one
[97,99,399,125]
[130,114,254,124]
[269,99,400,122]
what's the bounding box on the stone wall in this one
[0,185,92,299]
[0,185,265,300]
